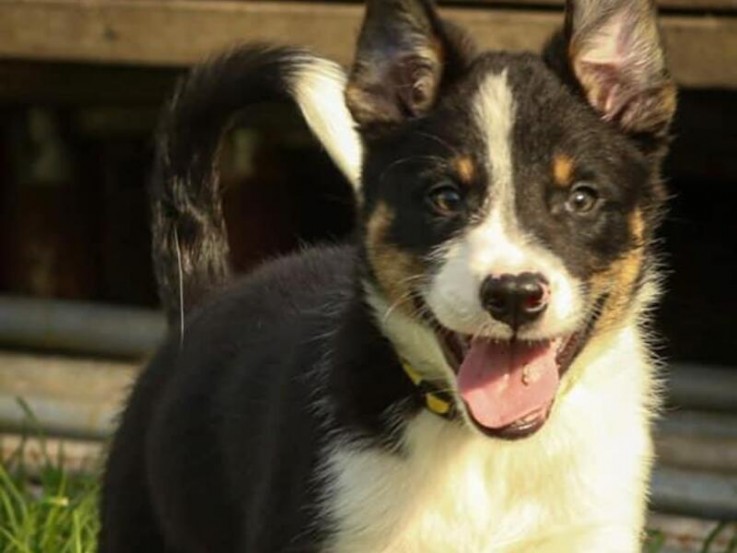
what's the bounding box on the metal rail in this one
[0,295,166,358]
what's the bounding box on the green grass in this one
[0,457,98,553]
[700,522,737,553]
[644,528,668,552]
[0,400,99,553]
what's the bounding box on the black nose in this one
[480,272,549,331]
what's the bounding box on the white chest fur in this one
[322,326,656,553]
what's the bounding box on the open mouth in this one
[434,305,601,440]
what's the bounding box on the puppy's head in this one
[346,0,675,438]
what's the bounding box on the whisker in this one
[415,131,461,158]
[378,154,449,185]
[379,278,426,324]
[381,277,422,323]
[173,225,185,350]
[382,292,413,324]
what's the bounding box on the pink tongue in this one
[458,338,560,429]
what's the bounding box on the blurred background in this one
[0,1,735,550]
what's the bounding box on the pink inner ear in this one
[571,4,674,130]
[576,60,626,121]
[397,55,442,116]
[578,10,630,65]
[574,11,629,114]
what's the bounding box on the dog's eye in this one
[566,183,599,214]
[427,183,464,216]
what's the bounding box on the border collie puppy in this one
[99,0,676,550]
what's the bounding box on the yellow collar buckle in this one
[400,360,456,419]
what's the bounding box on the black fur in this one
[150,45,334,324]
[99,247,421,552]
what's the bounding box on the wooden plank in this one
[667,363,737,412]
[0,351,139,440]
[654,410,737,474]
[0,1,363,67]
[651,467,737,519]
[1,434,103,474]
[656,433,737,474]
[439,0,737,12]
[0,1,735,88]
[0,296,166,358]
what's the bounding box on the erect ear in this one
[346,0,470,133]
[564,0,677,138]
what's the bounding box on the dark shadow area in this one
[657,89,737,366]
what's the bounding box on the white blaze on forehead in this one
[474,69,515,205]
[423,69,584,341]
[472,69,527,275]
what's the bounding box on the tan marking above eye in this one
[552,154,575,188]
[365,202,423,312]
[454,156,475,185]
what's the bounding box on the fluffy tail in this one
[150,44,362,326]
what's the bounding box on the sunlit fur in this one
[291,56,363,191]
[327,281,660,552]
